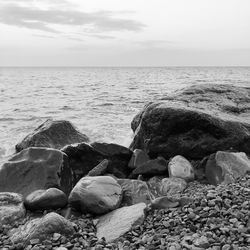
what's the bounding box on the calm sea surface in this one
[1,67,250,163]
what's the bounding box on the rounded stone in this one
[24,188,67,211]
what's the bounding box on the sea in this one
[1,67,250,164]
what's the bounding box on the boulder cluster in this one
[0,84,250,250]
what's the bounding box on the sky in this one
[0,0,250,66]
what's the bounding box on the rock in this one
[15,119,89,152]
[130,84,250,160]
[131,156,168,177]
[24,188,67,211]
[117,179,152,205]
[91,142,132,178]
[0,147,73,197]
[69,176,122,215]
[128,149,149,169]
[168,155,195,181]
[0,192,26,226]
[149,196,179,210]
[96,203,146,243]
[62,142,132,183]
[193,236,210,248]
[147,177,187,197]
[9,212,75,245]
[205,151,250,185]
[147,176,165,197]
[87,159,109,176]
[160,177,187,196]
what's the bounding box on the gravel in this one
[1,175,249,250]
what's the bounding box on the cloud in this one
[0,4,145,33]
[91,34,116,40]
[135,40,176,48]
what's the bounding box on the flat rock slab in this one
[0,147,73,197]
[96,202,146,243]
[0,192,26,226]
[16,119,89,152]
[9,212,75,245]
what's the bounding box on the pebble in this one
[0,175,249,250]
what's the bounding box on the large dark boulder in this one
[0,147,73,197]
[16,119,89,152]
[62,142,132,183]
[130,84,250,160]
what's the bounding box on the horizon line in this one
[1,65,250,68]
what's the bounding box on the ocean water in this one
[1,67,250,163]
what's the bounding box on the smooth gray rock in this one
[0,192,26,226]
[205,151,250,185]
[24,188,67,211]
[168,155,195,181]
[69,176,122,215]
[0,147,73,197]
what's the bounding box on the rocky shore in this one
[0,84,250,250]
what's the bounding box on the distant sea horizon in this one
[1,66,250,164]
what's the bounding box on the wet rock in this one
[15,119,89,152]
[69,176,122,215]
[130,84,250,160]
[96,203,146,242]
[0,147,73,197]
[117,179,152,205]
[131,157,168,177]
[128,149,150,169]
[9,212,75,245]
[205,151,250,185]
[24,188,67,211]
[62,142,132,183]
[0,192,25,226]
[168,155,194,181]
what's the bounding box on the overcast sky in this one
[0,0,250,66]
